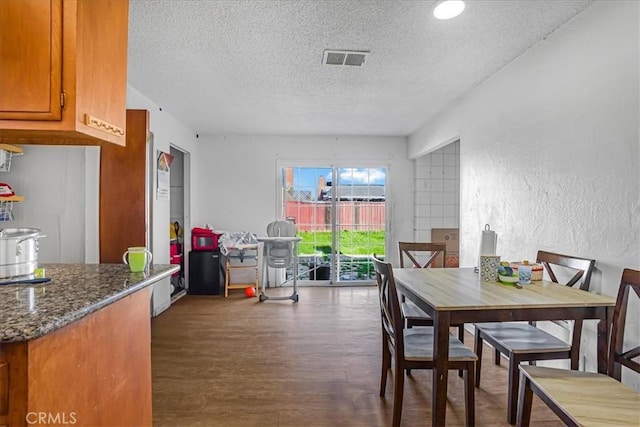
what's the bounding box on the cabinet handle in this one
[83,114,125,136]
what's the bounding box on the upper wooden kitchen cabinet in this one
[0,0,129,146]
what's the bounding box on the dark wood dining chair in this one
[516,268,640,427]
[398,241,447,269]
[372,256,477,427]
[398,242,465,343]
[474,250,596,424]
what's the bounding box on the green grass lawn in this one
[297,230,385,256]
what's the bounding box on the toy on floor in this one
[244,286,256,298]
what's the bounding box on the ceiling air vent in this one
[323,50,369,67]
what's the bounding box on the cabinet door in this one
[0,0,62,120]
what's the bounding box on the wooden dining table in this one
[393,267,615,426]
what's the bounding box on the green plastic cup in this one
[122,247,153,272]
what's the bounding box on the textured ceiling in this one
[127,0,594,137]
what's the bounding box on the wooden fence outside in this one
[285,200,385,231]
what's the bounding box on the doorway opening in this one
[169,145,190,300]
[279,166,387,284]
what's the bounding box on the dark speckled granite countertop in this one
[0,263,179,343]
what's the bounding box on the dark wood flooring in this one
[151,286,564,426]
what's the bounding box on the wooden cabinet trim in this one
[84,114,125,136]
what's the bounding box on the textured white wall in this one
[195,134,413,266]
[409,0,639,384]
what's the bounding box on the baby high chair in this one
[257,220,301,302]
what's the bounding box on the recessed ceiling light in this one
[433,0,465,20]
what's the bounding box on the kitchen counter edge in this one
[0,263,179,343]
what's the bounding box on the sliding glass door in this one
[279,166,386,283]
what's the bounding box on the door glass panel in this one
[334,168,386,282]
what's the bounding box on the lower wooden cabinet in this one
[0,289,152,427]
